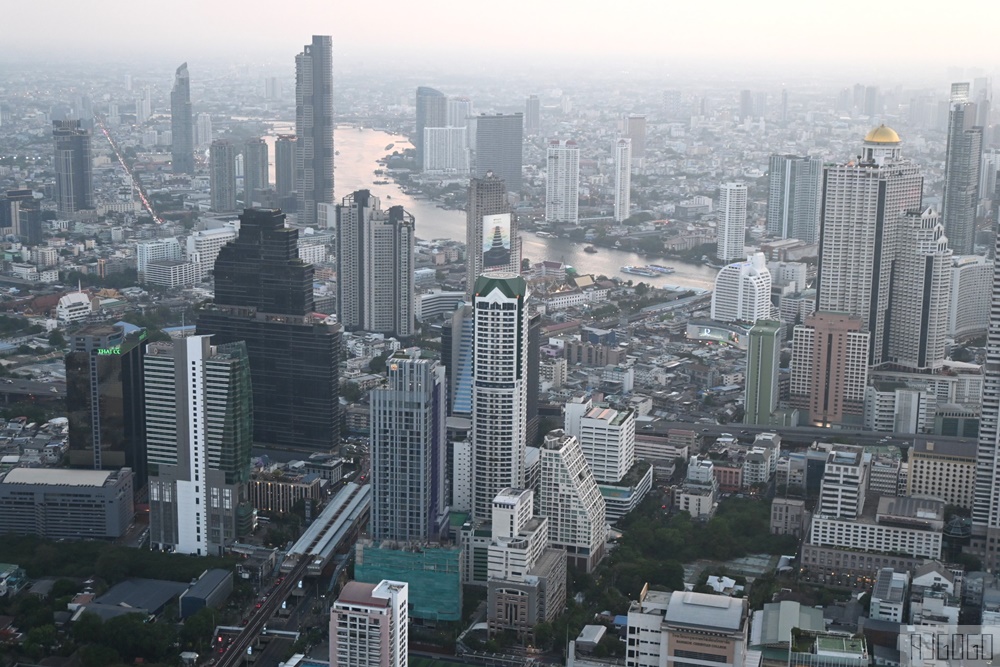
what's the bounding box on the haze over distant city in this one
[7,0,1000,80]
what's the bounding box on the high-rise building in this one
[0,189,40,243]
[766,155,823,243]
[370,352,447,542]
[415,87,447,169]
[66,324,147,488]
[536,430,606,572]
[186,226,239,279]
[145,336,253,556]
[739,89,753,120]
[444,305,474,416]
[614,138,632,223]
[790,312,870,427]
[196,208,341,451]
[295,35,335,226]
[817,126,923,366]
[887,208,952,370]
[949,255,992,341]
[525,95,540,135]
[195,113,212,146]
[942,83,983,255]
[209,140,237,212]
[471,274,530,523]
[52,120,93,215]
[973,220,1000,569]
[465,173,513,294]
[474,113,523,194]
[625,114,646,166]
[330,580,408,667]
[563,396,636,485]
[274,134,297,199]
[744,320,781,426]
[136,238,183,277]
[710,253,772,323]
[170,63,194,175]
[242,139,269,206]
[447,97,473,129]
[335,190,415,336]
[422,127,468,173]
[545,139,579,224]
[716,182,748,262]
[486,489,567,636]
[817,447,868,519]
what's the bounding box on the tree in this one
[369,351,390,374]
[180,607,216,652]
[634,282,649,297]
[47,330,67,348]
[73,612,104,644]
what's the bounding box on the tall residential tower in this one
[170,63,195,174]
[295,35,335,225]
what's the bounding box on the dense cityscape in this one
[0,7,999,667]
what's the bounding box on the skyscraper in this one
[370,353,447,542]
[974,215,1000,569]
[196,208,342,451]
[170,63,194,175]
[295,35,335,226]
[52,120,93,215]
[444,305,474,416]
[744,320,781,426]
[330,580,409,667]
[942,83,983,255]
[446,97,473,129]
[335,190,415,336]
[465,173,514,293]
[274,134,297,200]
[474,113,523,194]
[739,90,753,120]
[614,138,632,223]
[710,253,772,322]
[195,112,212,146]
[766,155,823,243]
[66,324,147,488]
[887,208,952,370]
[817,126,923,366]
[716,182,748,262]
[422,127,468,173]
[415,87,447,168]
[524,95,540,135]
[209,140,237,212]
[545,139,579,224]
[625,114,646,166]
[471,273,530,523]
[790,312,870,427]
[563,396,636,485]
[536,430,606,572]
[145,336,254,556]
[242,139,269,206]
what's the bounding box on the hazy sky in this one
[7,0,1000,76]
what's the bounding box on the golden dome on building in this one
[864,125,901,144]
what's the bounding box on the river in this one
[267,124,719,291]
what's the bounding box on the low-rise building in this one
[626,589,749,667]
[0,468,134,540]
[770,498,808,537]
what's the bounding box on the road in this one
[0,378,65,400]
[643,421,975,448]
[215,558,309,667]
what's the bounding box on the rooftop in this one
[336,581,386,608]
[2,468,114,487]
[664,591,746,631]
[864,125,901,144]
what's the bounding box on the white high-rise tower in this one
[716,182,748,262]
[470,273,530,523]
[545,139,579,224]
[613,138,632,223]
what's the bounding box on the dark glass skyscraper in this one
[474,113,523,194]
[170,63,195,175]
[197,208,341,451]
[943,82,983,255]
[274,135,297,200]
[295,36,334,226]
[52,120,93,215]
[243,139,269,206]
[65,324,148,489]
[415,87,447,169]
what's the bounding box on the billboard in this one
[481,213,512,270]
